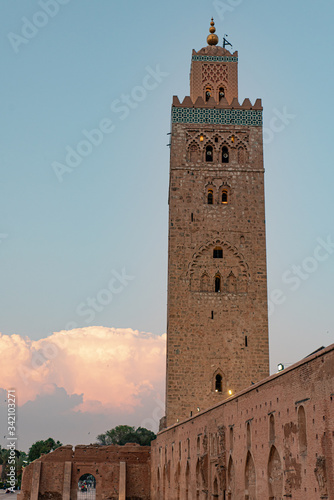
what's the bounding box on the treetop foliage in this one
[96,425,156,446]
[28,438,62,462]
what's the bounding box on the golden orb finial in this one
[207,18,219,46]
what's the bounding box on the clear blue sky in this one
[1,0,334,373]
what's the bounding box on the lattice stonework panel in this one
[202,63,228,84]
[192,55,238,63]
[172,108,262,127]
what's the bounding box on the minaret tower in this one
[165,20,269,427]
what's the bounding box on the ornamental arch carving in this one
[188,239,249,293]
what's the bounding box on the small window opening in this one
[205,86,212,102]
[191,213,194,222]
[222,190,228,204]
[215,275,221,293]
[215,374,222,392]
[215,137,219,143]
[211,311,214,320]
[208,189,214,205]
[206,145,213,162]
[219,87,225,101]
[213,247,223,258]
[222,146,229,163]
[245,336,248,347]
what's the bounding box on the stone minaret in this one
[165,20,269,427]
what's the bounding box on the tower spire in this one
[207,18,219,46]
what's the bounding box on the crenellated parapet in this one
[171,95,263,126]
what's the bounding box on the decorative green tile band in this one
[192,55,238,63]
[172,108,262,126]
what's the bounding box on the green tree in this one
[96,425,156,446]
[28,438,62,462]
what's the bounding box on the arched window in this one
[219,87,225,101]
[222,146,229,163]
[222,190,228,204]
[189,144,199,163]
[227,272,236,293]
[205,86,212,101]
[207,189,214,205]
[213,246,223,258]
[215,374,222,392]
[298,406,307,453]
[200,273,210,292]
[206,145,213,162]
[215,275,221,293]
[238,147,246,164]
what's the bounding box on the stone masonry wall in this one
[20,443,151,500]
[166,95,269,426]
[153,343,334,499]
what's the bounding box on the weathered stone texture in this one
[19,444,151,500]
[152,344,334,499]
[166,47,269,427]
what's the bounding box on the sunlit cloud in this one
[0,327,166,413]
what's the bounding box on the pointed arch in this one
[207,188,214,205]
[204,84,212,101]
[238,146,246,164]
[188,239,250,280]
[218,86,225,101]
[215,273,221,293]
[200,273,210,292]
[227,455,235,499]
[205,144,214,162]
[298,405,307,453]
[185,461,190,500]
[268,445,283,499]
[196,458,201,489]
[215,373,222,392]
[188,142,200,163]
[222,145,229,163]
[245,451,256,500]
[227,272,237,293]
[212,368,224,393]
